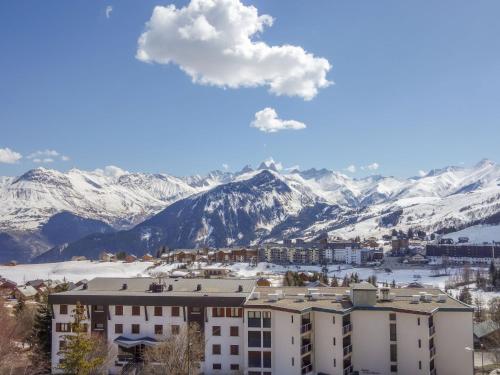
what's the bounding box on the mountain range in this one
[1,159,499,263]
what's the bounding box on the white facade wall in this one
[204,308,245,374]
[313,311,345,375]
[334,249,347,263]
[434,310,474,375]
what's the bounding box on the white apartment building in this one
[49,278,473,375]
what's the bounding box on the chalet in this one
[26,279,48,292]
[141,253,154,262]
[71,256,87,261]
[474,320,500,348]
[0,278,17,297]
[14,285,38,301]
[99,252,116,262]
[124,255,138,263]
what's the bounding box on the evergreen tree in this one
[15,298,25,316]
[458,287,473,305]
[29,294,53,373]
[490,261,497,286]
[341,275,350,287]
[330,275,338,287]
[391,279,396,288]
[58,303,109,375]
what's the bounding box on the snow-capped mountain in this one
[2,159,500,263]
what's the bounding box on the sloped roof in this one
[474,320,500,339]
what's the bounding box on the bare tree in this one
[143,323,204,375]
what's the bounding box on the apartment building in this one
[49,278,473,375]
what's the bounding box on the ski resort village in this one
[2,0,500,373]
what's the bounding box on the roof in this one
[16,285,38,298]
[474,320,500,339]
[245,286,472,314]
[351,282,377,290]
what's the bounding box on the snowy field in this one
[445,224,500,244]
[0,260,476,289]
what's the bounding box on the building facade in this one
[49,279,473,375]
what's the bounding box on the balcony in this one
[343,365,353,375]
[343,344,352,357]
[429,325,435,336]
[301,364,313,374]
[301,343,313,355]
[430,346,436,358]
[342,323,352,335]
[116,354,134,364]
[301,322,312,334]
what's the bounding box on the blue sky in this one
[1,0,499,177]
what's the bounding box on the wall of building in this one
[313,311,344,375]
[434,310,473,375]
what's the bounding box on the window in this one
[155,325,163,335]
[230,364,239,370]
[227,307,243,317]
[132,306,140,316]
[55,323,71,333]
[389,313,396,321]
[59,340,66,350]
[248,311,261,327]
[418,339,421,348]
[171,325,180,335]
[93,322,104,331]
[292,357,295,366]
[212,363,221,370]
[171,306,180,317]
[115,324,123,334]
[390,323,397,341]
[291,336,294,345]
[132,324,140,334]
[115,305,123,316]
[263,311,271,328]
[230,326,239,336]
[263,331,271,348]
[154,306,162,316]
[334,358,336,367]
[212,344,221,355]
[248,351,261,368]
[212,326,221,336]
[291,315,294,323]
[390,344,397,362]
[391,364,397,372]
[230,345,239,355]
[419,361,422,370]
[60,305,68,315]
[248,331,261,347]
[417,317,421,326]
[94,305,104,312]
[191,307,201,314]
[213,307,225,317]
[333,337,336,346]
[332,316,336,324]
[263,352,271,368]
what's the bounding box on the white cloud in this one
[136,0,331,100]
[251,108,306,133]
[0,148,22,164]
[418,170,427,177]
[94,165,128,179]
[27,149,69,163]
[366,162,379,171]
[344,164,356,173]
[105,5,113,19]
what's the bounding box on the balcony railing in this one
[301,364,313,374]
[116,354,134,363]
[430,346,436,358]
[343,365,353,375]
[429,325,435,336]
[301,322,312,334]
[342,323,352,335]
[301,343,313,355]
[343,344,352,356]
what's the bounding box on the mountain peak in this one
[475,158,495,169]
[258,158,282,172]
